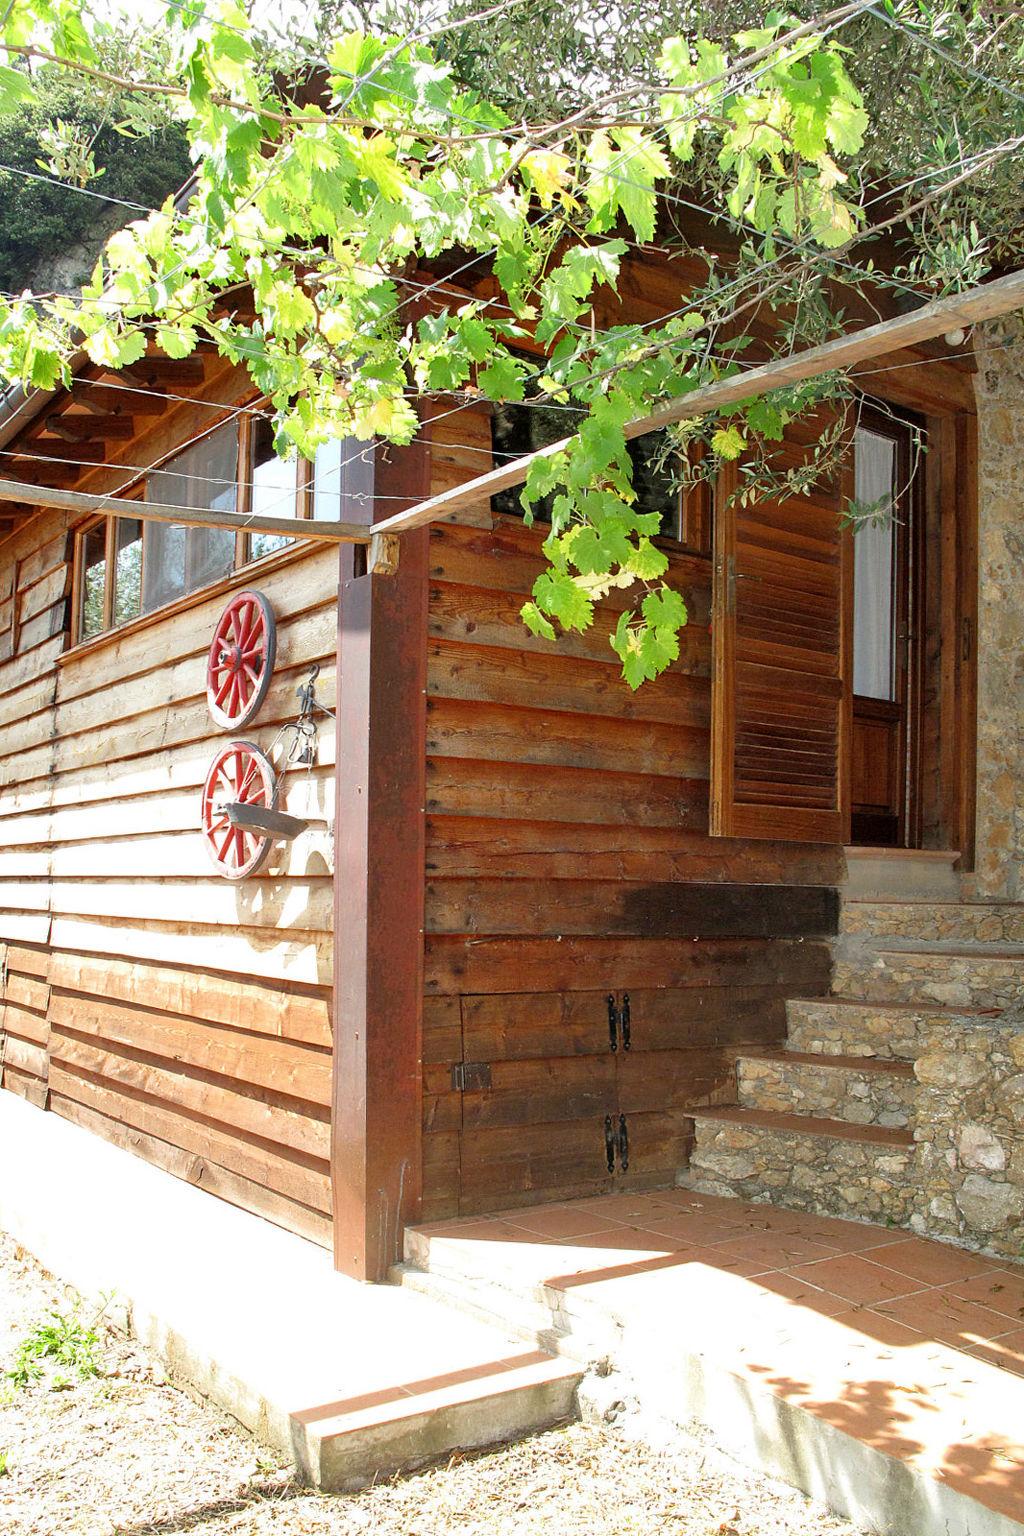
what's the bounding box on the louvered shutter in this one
[710,452,852,844]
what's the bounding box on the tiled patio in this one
[408,1189,1024,1533]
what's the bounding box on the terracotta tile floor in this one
[414,1189,1024,1524]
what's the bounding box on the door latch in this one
[450,1061,492,1092]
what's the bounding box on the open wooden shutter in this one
[711,451,852,844]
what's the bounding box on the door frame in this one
[847,390,978,864]
[849,401,926,849]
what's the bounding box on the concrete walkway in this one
[0,1092,579,1490]
[403,1189,1024,1536]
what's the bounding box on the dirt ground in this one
[0,1230,859,1536]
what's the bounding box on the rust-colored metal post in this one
[332,434,430,1281]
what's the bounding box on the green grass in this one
[6,1307,101,1390]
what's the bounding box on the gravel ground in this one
[0,1229,859,1536]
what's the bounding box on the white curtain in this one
[853,426,896,700]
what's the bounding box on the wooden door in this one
[610,989,732,1189]
[444,985,766,1211]
[711,432,852,844]
[453,990,620,1213]
[849,409,920,845]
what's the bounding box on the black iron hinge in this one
[603,1113,630,1174]
[450,1061,492,1092]
[606,992,631,1053]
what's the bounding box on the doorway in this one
[849,405,923,847]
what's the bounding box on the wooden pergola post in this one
[331,434,430,1282]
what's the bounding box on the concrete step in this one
[840,899,1024,943]
[404,1193,1024,1536]
[687,1105,915,1227]
[842,847,960,901]
[311,1350,581,1491]
[0,1092,582,1493]
[786,995,1005,1060]
[736,1050,917,1128]
[832,941,1024,1010]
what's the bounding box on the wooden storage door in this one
[611,989,736,1187]
[711,443,852,844]
[446,985,750,1211]
[455,991,619,1212]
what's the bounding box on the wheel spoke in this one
[204,740,272,876]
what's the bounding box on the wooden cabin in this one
[0,242,979,1280]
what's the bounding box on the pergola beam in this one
[0,476,370,543]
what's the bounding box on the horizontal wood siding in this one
[422,403,841,1220]
[0,492,336,1246]
[0,510,68,1109]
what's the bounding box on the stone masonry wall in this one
[911,1019,1024,1260]
[970,319,1024,899]
[695,1011,1024,1260]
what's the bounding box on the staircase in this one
[687,895,1024,1230]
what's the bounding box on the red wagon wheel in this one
[201,740,277,880]
[206,590,277,730]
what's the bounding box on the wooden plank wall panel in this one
[0,479,338,1244]
[0,509,68,1107]
[422,401,842,1220]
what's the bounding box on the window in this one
[71,410,358,645]
[852,425,898,701]
[490,399,712,554]
[78,521,107,641]
[144,422,238,612]
[247,417,298,560]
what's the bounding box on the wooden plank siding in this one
[0,388,338,1244]
[0,242,976,1255]
[420,403,842,1221]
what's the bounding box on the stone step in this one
[736,1050,917,1128]
[832,941,1024,1010]
[842,847,960,901]
[840,899,1024,944]
[687,1105,916,1227]
[786,995,1005,1060]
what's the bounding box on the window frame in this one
[489,394,714,558]
[67,399,327,649]
[234,408,317,568]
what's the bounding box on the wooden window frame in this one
[234,404,316,567]
[68,399,323,646]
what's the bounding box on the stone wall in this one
[970,318,1024,898]
[911,1018,1024,1260]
